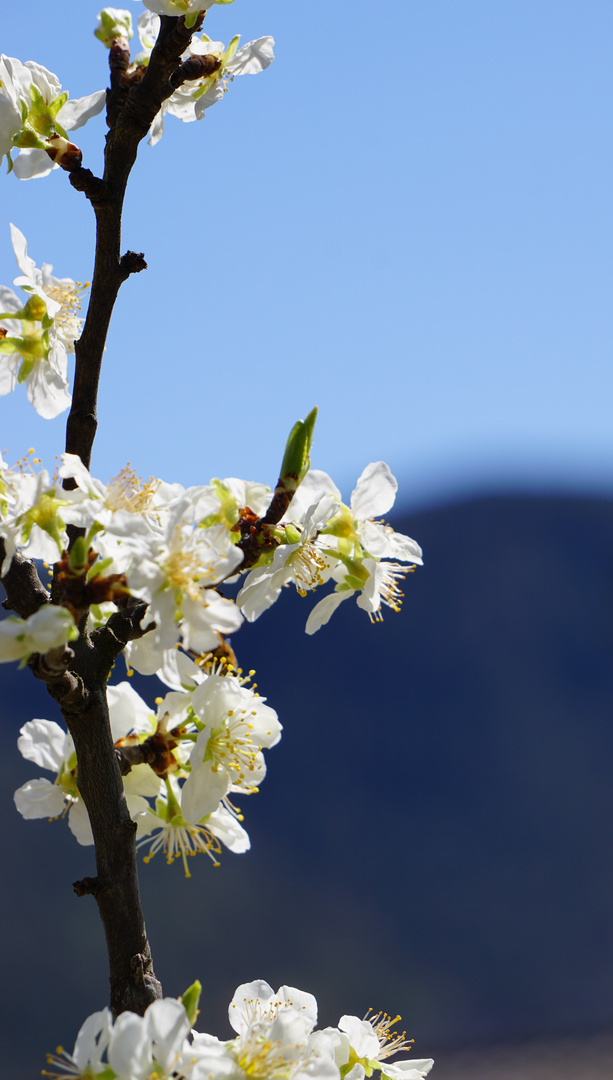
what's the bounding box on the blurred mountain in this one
[1,492,613,1079]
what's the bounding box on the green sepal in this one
[192,35,239,98]
[85,521,106,547]
[185,11,198,28]
[180,980,202,1027]
[69,535,88,571]
[344,574,367,591]
[27,85,68,138]
[320,504,354,539]
[49,90,69,119]
[23,295,48,321]
[225,34,240,61]
[192,72,221,100]
[87,556,113,581]
[12,127,48,150]
[0,337,21,355]
[283,523,302,545]
[333,552,370,587]
[52,120,69,141]
[0,295,48,323]
[19,491,67,552]
[17,354,36,383]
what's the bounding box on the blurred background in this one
[1,1,613,1077]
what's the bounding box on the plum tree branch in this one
[0,540,49,617]
[29,620,162,1016]
[65,13,205,473]
[49,14,210,1017]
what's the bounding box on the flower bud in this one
[180,980,202,1026]
[95,8,134,47]
[280,406,317,484]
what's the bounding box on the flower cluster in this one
[0,53,104,177]
[1,0,432,1069]
[43,980,434,1080]
[1,448,421,663]
[7,441,421,871]
[95,7,274,146]
[0,225,87,417]
[15,660,280,874]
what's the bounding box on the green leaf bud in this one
[180,980,202,1027]
[280,406,317,484]
[95,8,134,46]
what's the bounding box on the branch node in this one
[130,953,163,1000]
[28,644,75,680]
[169,52,221,90]
[0,543,50,618]
[73,875,102,898]
[91,597,153,665]
[119,250,147,279]
[68,168,109,204]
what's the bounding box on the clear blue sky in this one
[1,0,612,510]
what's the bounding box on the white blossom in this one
[237,494,339,621]
[0,456,70,573]
[136,775,250,876]
[10,223,87,351]
[139,0,234,19]
[0,282,71,418]
[0,605,76,663]
[337,1013,433,1080]
[0,54,105,178]
[14,687,160,845]
[44,988,432,1080]
[181,671,282,822]
[122,501,244,673]
[43,1008,113,1079]
[133,13,273,145]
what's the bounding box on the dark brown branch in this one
[91,597,154,662]
[116,729,179,778]
[33,629,162,1015]
[51,13,211,1020]
[169,52,222,90]
[67,685,162,1016]
[106,35,133,129]
[0,541,49,617]
[64,13,205,474]
[236,474,300,570]
[69,167,109,202]
[73,875,101,897]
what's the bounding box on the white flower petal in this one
[68,800,94,845]
[227,36,275,77]
[14,778,66,819]
[58,89,106,132]
[350,462,398,520]
[17,718,69,771]
[13,148,56,180]
[381,1061,434,1080]
[305,591,350,635]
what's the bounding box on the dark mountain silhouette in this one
[1,491,613,1079]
